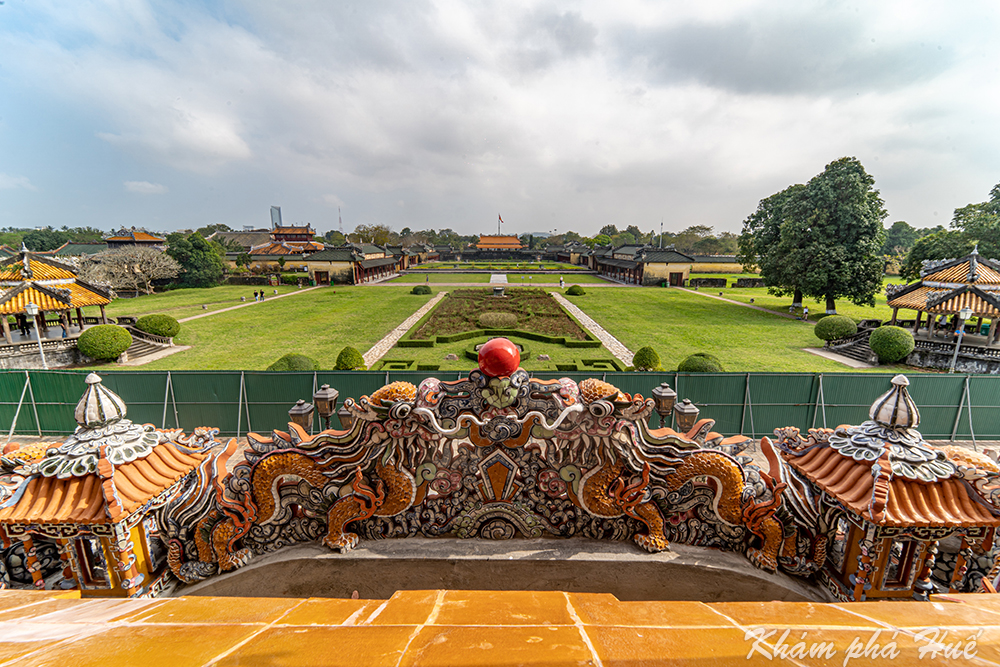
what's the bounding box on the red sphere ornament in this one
[478,337,521,377]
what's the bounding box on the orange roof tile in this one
[926,290,1000,318]
[0,256,77,281]
[924,260,1000,285]
[784,447,1000,528]
[272,226,313,235]
[0,283,110,315]
[887,286,942,310]
[249,241,324,256]
[106,231,164,242]
[476,235,523,249]
[0,443,207,525]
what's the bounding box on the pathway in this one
[677,287,806,322]
[362,291,448,368]
[551,293,634,366]
[177,285,324,323]
[489,274,508,284]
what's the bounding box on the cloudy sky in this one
[1,1,999,238]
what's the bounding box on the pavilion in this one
[0,248,111,345]
[886,247,1000,346]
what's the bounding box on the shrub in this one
[77,325,132,361]
[566,285,586,296]
[814,315,857,342]
[632,346,661,371]
[411,284,432,295]
[135,314,181,338]
[266,353,319,371]
[869,326,914,364]
[478,312,518,329]
[678,352,725,373]
[336,346,366,370]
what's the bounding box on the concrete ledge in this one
[177,537,829,602]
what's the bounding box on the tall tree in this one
[899,230,973,281]
[78,246,180,295]
[882,221,920,254]
[782,157,887,312]
[738,184,807,306]
[166,233,225,287]
[22,227,70,251]
[599,224,619,237]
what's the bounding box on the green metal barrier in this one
[2,369,998,442]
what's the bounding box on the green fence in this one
[1,370,996,442]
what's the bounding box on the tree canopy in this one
[166,232,225,287]
[739,157,887,312]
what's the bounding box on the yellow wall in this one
[642,262,691,285]
[306,260,354,284]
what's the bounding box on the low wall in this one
[689,278,727,288]
[0,343,87,370]
[906,348,1000,374]
[735,278,766,288]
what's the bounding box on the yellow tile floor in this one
[0,589,999,665]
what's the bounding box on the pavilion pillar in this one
[33,312,46,337]
[99,305,108,325]
[55,539,77,588]
[1,315,11,345]
[928,316,937,339]
[890,308,899,326]
[20,535,46,589]
[989,320,998,347]
[949,536,970,593]
[113,531,142,597]
[75,308,84,330]
[913,311,922,334]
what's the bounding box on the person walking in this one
[802,306,809,321]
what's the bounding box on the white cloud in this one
[0,173,37,191]
[124,180,168,194]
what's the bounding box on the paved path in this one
[178,285,324,323]
[677,287,807,322]
[803,347,875,369]
[362,292,448,368]
[489,274,508,284]
[551,293,634,366]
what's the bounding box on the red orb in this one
[478,337,520,377]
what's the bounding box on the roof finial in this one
[74,373,128,428]
[869,374,920,430]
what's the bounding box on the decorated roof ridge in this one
[0,249,80,278]
[919,250,1000,281]
[106,228,165,242]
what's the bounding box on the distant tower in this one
[338,207,344,234]
[270,206,282,229]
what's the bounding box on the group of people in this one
[253,290,266,302]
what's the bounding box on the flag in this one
[498,215,503,225]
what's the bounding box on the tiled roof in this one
[207,231,272,249]
[272,225,313,235]
[784,446,1000,528]
[924,259,1000,284]
[47,242,109,256]
[887,285,939,310]
[106,230,165,242]
[926,287,1000,318]
[0,442,207,525]
[690,255,739,263]
[305,248,357,262]
[476,235,523,249]
[644,250,695,264]
[248,241,324,256]
[0,254,77,281]
[0,282,111,315]
[0,245,15,259]
[359,256,398,269]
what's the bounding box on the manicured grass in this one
[389,273,610,284]
[389,273,492,283]
[86,286,436,370]
[707,277,906,322]
[561,288,861,372]
[381,335,620,372]
[84,285,300,321]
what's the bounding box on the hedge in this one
[336,346,366,370]
[632,346,661,371]
[411,284,432,295]
[814,315,857,342]
[135,314,181,338]
[478,312,517,328]
[566,285,586,296]
[78,325,132,361]
[266,353,319,371]
[678,352,725,372]
[869,326,915,364]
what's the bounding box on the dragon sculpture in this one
[159,339,789,584]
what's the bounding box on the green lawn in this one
[561,289,862,372]
[86,286,436,371]
[84,285,300,321]
[706,277,907,322]
[389,273,610,284]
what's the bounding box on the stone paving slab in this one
[362,292,448,368]
[2,589,999,666]
[489,274,507,283]
[552,293,634,366]
[803,347,876,369]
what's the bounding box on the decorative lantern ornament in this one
[651,382,677,428]
[288,399,315,431]
[478,337,520,377]
[673,398,701,433]
[312,384,340,430]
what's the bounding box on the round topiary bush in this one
[266,353,319,371]
[869,326,915,364]
[135,314,181,338]
[411,284,431,295]
[478,312,518,329]
[678,352,725,373]
[632,346,661,371]
[336,346,366,370]
[77,324,132,361]
[814,315,857,342]
[565,285,586,296]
